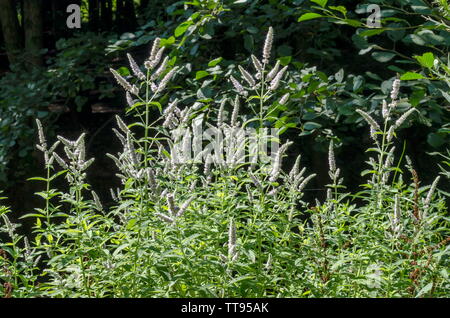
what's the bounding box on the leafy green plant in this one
[301,0,450,149]
[0,27,448,298]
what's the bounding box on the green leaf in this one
[427,133,445,148]
[298,13,323,22]
[113,244,130,257]
[20,213,45,219]
[117,67,130,76]
[243,34,254,52]
[329,5,347,16]
[195,70,209,80]
[120,32,135,40]
[160,36,175,46]
[400,72,425,80]
[18,148,28,158]
[246,26,258,34]
[404,34,426,46]
[415,52,435,69]
[310,0,328,8]
[387,26,405,42]
[339,19,364,27]
[416,282,433,298]
[278,56,292,65]
[359,29,385,37]
[126,219,137,230]
[75,96,88,112]
[208,57,223,67]
[335,68,344,83]
[277,45,292,57]
[229,275,255,285]
[175,21,192,38]
[353,75,364,92]
[440,89,450,104]
[352,34,369,49]
[303,122,322,130]
[27,177,48,182]
[37,111,48,118]
[371,51,396,62]
[387,65,405,73]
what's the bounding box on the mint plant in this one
[0,27,448,298]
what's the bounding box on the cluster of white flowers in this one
[326,141,342,194]
[381,146,396,184]
[392,195,401,234]
[422,176,440,218]
[228,26,290,102]
[357,79,417,144]
[54,133,94,185]
[220,218,239,263]
[35,119,60,166]
[156,193,195,224]
[110,37,179,99]
[269,140,293,182]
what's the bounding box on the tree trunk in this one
[24,0,44,68]
[116,0,124,31]
[116,0,136,32]
[100,0,112,30]
[123,0,136,29]
[89,0,99,31]
[0,0,24,66]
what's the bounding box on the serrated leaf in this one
[303,122,322,130]
[359,29,385,37]
[415,52,434,69]
[229,275,255,285]
[311,0,328,8]
[371,51,396,62]
[340,19,364,27]
[400,72,425,80]
[195,70,209,80]
[329,5,347,16]
[208,57,222,67]
[416,282,433,298]
[440,89,450,103]
[298,13,323,22]
[174,21,192,38]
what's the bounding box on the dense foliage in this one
[0,33,115,183]
[1,0,449,186]
[0,0,448,298]
[0,29,448,297]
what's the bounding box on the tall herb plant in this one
[0,27,448,298]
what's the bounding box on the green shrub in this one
[0,27,448,298]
